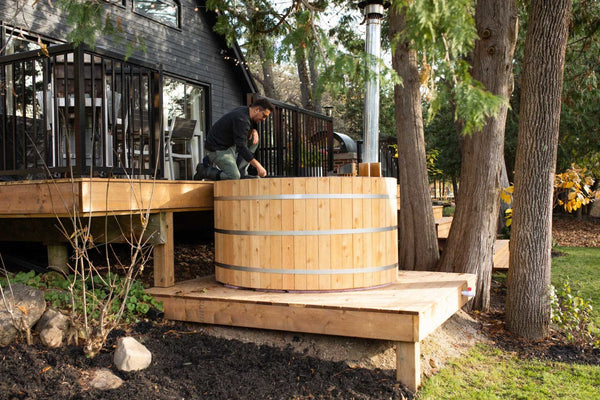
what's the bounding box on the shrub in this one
[1,270,162,324]
[549,282,600,350]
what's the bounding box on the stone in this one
[0,283,46,347]
[113,337,152,371]
[89,368,123,390]
[36,308,70,348]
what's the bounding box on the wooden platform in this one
[147,270,476,392]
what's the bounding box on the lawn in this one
[416,246,600,400]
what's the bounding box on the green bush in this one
[550,281,600,349]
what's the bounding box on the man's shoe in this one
[194,164,206,180]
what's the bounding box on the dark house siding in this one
[0,0,256,124]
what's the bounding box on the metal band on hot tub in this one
[214,225,398,236]
[215,262,399,275]
[214,193,396,201]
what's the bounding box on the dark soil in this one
[1,322,406,400]
[1,215,599,400]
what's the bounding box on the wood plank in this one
[435,217,453,239]
[493,239,510,270]
[352,178,365,288]
[158,296,416,342]
[329,177,344,289]
[432,205,444,220]
[0,178,215,217]
[317,177,331,290]
[369,162,381,177]
[362,178,374,287]
[341,178,354,289]
[80,179,215,214]
[153,212,174,288]
[358,163,370,177]
[258,179,271,289]
[305,178,319,290]
[268,178,283,289]
[293,178,307,290]
[281,178,295,290]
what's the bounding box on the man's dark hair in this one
[251,98,275,113]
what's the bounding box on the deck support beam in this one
[153,212,174,287]
[396,340,420,393]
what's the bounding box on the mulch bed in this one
[1,215,599,399]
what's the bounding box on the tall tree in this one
[438,0,517,311]
[505,0,572,339]
[389,5,439,271]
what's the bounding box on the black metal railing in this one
[0,44,161,179]
[250,95,334,177]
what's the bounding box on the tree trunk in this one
[438,0,517,312]
[389,7,439,271]
[257,44,279,99]
[296,46,313,110]
[308,46,321,112]
[505,0,572,339]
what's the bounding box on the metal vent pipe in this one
[360,0,385,163]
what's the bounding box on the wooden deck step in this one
[432,205,444,220]
[147,270,476,393]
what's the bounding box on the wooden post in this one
[153,212,174,287]
[369,162,381,177]
[396,341,420,393]
[47,243,69,273]
[358,163,371,176]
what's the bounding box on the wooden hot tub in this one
[213,176,398,291]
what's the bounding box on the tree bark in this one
[296,46,313,110]
[389,7,439,271]
[257,44,279,99]
[438,0,517,312]
[505,0,572,339]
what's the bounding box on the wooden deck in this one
[0,178,214,217]
[0,178,214,286]
[0,178,489,391]
[147,270,476,392]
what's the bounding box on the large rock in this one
[36,308,70,348]
[0,283,46,346]
[113,337,152,371]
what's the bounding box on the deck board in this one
[0,178,214,217]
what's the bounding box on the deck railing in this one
[250,94,334,177]
[0,44,161,179]
[0,43,334,181]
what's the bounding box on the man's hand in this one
[250,158,267,178]
[249,129,259,145]
[255,164,267,178]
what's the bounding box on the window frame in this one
[132,0,181,29]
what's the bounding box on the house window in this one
[1,27,57,56]
[133,0,180,28]
[163,77,207,178]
